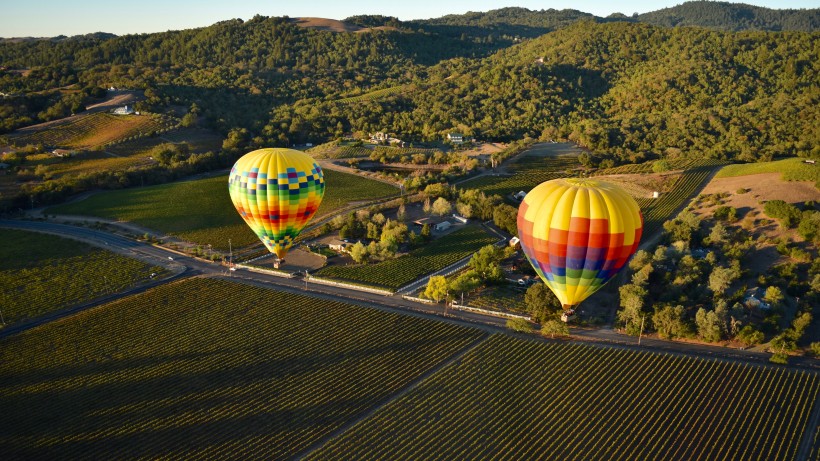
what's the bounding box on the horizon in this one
[2,0,817,38]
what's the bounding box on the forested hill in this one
[410,2,819,36]
[263,21,818,163]
[638,1,820,32]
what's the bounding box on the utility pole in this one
[305,270,309,290]
[228,239,232,276]
[638,314,646,346]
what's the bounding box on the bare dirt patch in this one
[291,17,362,32]
[701,173,819,208]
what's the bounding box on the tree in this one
[763,286,784,307]
[653,305,692,340]
[449,270,481,302]
[763,200,801,228]
[456,201,473,218]
[420,223,431,240]
[541,320,570,339]
[506,318,533,333]
[366,222,380,240]
[469,244,504,282]
[797,210,820,243]
[652,159,671,173]
[423,197,431,214]
[424,275,449,303]
[708,266,738,298]
[493,203,518,235]
[349,241,367,263]
[695,308,723,342]
[525,283,561,323]
[618,283,647,335]
[736,325,764,347]
[396,204,406,221]
[432,197,452,216]
[708,221,728,245]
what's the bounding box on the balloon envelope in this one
[228,148,325,260]
[517,178,643,309]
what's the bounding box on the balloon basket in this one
[273,259,284,269]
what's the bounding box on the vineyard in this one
[458,154,581,197]
[308,143,372,159]
[0,278,485,460]
[11,113,173,149]
[309,334,820,461]
[46,169,397,250]
[0,228,164,325]
[337,84,415,104]
[315,225,497,290]
[594,157,714,176]
[636,160,726,239]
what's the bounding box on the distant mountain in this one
[411,2,819,34]
[412,7,595,39]
[637,1,819,31]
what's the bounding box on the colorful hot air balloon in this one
[228,148,325,263]
[517,178,643,310]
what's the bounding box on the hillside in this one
[638,1,820,31]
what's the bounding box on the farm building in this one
[113,105,135,115]
[452,214,468,224]
[446,133,464,144]
[434,221,452,232]
[328,239,350,252]
[413,218,436,227]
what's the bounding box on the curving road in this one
[1,219,819,373]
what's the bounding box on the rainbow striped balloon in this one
[517,178,643,309]
[229,148,325,260]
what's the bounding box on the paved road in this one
[2,219,819,373]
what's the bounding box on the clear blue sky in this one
[2,1,817,37]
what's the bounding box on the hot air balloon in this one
[517,178,642,313]
[229,148,325,266]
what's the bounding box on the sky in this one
[2,0,817,37]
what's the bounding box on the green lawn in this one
[0,228,164,326]
[47,169,398,250]
[315,225,497,290]
[717,157,819,182]
[0,278,484,460]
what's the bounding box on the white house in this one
[452,214,468,224]
[434,221,452,232]
[113,105,135,115]
[446,133,464,144]
[328,239,350,252]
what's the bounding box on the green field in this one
[0,278,484,460]
[717,157,820,182]
[310,334,820,461]
[0,228,163,326]
[458,154,581,197]
[315,225,497,290]
[337,84,415,104]
[46,169,398,250]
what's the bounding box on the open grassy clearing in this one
[46,169,397,250]
[717,157,819,182]
[315,225,497,290]
[310,334,820,461]
[10,113,172,149]
[0,228,164,326]
[0,278,485,460]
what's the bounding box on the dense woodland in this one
[1,3,818,166]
